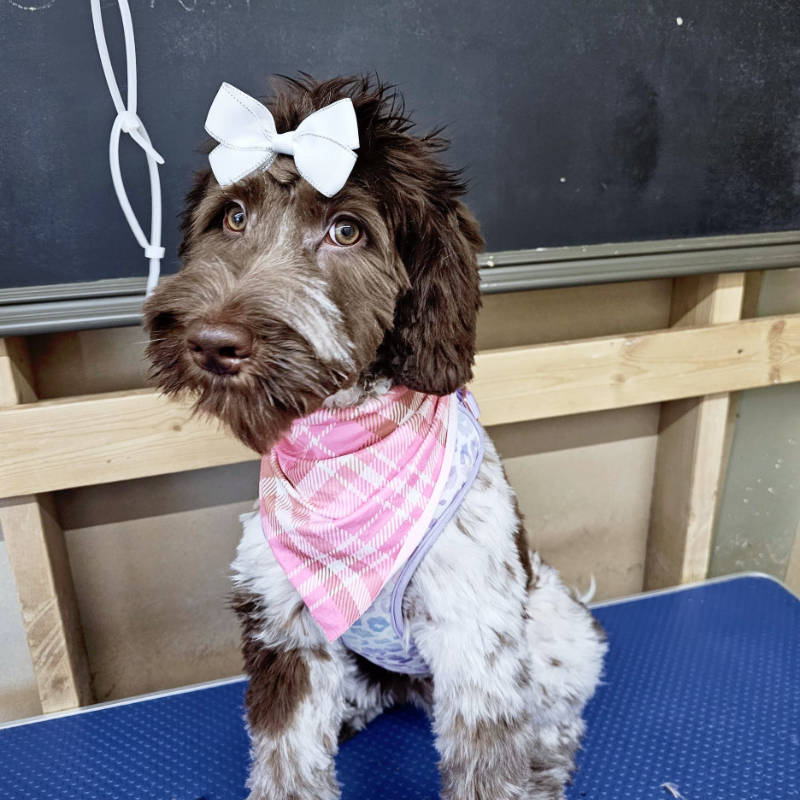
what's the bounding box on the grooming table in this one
[1,574,797,800]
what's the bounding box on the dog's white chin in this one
[322,376,394,409]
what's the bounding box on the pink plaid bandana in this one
[260,386,456,641]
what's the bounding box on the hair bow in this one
[204,82,359,197]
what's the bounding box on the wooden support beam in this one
[471,312,799,422]
[1,495,94,712]
[0,338,93,712]
[0,387,255,498]
[644,274,746,590]
[1,313,799,499]
[0,338,36,404]
[716,272,765,501]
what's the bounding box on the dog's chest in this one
[339,399,484,674]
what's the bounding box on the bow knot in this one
[270,130,297,156]
[205,83,359,197]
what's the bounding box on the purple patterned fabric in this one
[339,391,484,674]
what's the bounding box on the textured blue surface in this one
[0,575,797,800]
[575,575,800,800]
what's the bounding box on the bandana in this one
[260,386,456,641]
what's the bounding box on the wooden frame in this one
[1,282,799,712]
[0,339,93,713]
[2,313,799,499]
[644,273,747,589]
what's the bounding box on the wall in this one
[710,268,800,583]
[0,276,710,722]
[0,546,42,721]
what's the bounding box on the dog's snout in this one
[186,322,253,375]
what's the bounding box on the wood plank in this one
[0,337,36,404]
[0,387,255,498]
[716,271,765,500]
[644,274,746,590]
[473,311,799,423]
[1,495,93,711]
[644,393,733,588]
[0,337,93,711]
[1,313,799,498]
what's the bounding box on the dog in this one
[145,75,606,800]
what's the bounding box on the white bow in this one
[205,83,359,197]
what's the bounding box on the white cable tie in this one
[90,0,165,297]
[144,245,166,260]
[118,110,140,133]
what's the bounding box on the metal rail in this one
[2,230,798,336]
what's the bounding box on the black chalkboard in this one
[2,0,799,290]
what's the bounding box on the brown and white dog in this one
[145,76,606,800]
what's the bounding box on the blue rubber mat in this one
[0,575,797,799]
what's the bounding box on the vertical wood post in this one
[0,337,93,712]
[644,273,747,590]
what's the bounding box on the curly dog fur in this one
[145,75,606,800]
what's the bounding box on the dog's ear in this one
[374,139,484,396]
[268,77,484,395]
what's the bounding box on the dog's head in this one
[145,76,483,452]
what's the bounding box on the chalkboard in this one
[2,0,799,291]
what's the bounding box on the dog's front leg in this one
[407,538,538,800]
[242,635,345,800]
[412,601,536,799]
[233,515,347,800]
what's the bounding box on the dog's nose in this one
[186,322,253,375]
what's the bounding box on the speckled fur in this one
[231,434,606,800]
[147,75,606,800]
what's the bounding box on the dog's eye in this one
[327,218,362,247]
[224,205,247,233]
